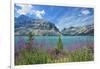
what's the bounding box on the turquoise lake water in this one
[15,36,94,51]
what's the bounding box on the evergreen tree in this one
[28,32,33,51]
[57,34,63,51]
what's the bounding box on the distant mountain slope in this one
[15,15,94,36]
[61,24,94,36]
[15,15,33,28]
[15,15,60,36]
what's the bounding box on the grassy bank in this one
[15,33,94,65]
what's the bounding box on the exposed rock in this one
[15,15,59,36]
[61,24,94,36]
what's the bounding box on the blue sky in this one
[15,4,94,30]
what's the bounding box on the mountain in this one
[15,15,60,36]
[15,15,33,28]
[61,24,94,36]
[15,15,94,36]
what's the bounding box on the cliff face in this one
[15,15,60,36]
[61,24,94,36]
[15,15,94,36]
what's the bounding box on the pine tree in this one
[57,34,63,51]
[28,32,33,51]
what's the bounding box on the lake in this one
[15,36,94,52]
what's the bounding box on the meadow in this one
[15,32,94,65]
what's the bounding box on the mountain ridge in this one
[15,15,94,36]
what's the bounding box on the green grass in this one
[15,46,94,65]
[67,47,94,62]
[15,32,94,65]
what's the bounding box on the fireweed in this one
[15,34,94,65]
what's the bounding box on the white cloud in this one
[81,9,90,15]
[33,10,45,19]
[56,13,93,31]
[56,16,75,31]
[16,4,33,15]
[16,4,45,19]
